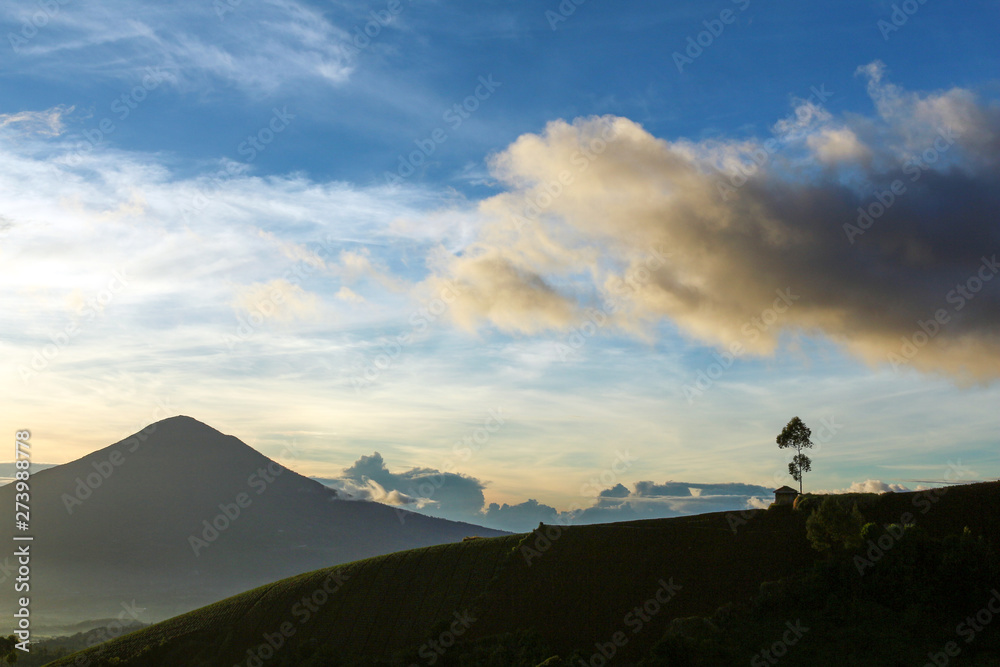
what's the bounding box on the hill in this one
[0,416,505,630]
[47,481,1000,666]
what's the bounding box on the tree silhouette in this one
[777,416,813,493]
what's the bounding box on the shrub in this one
[806,497,865,553]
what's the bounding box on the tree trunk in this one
[797,445,803,494]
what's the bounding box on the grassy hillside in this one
[48,482,1000,666]
[46,534,524,666]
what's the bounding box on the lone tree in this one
[777,416,813,493]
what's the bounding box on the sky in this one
[2,0,999,532]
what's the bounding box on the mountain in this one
[48,482,1000,666]
[0,416,505,630]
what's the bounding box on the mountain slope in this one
[48,481,1000,666]
[0,416,505,629]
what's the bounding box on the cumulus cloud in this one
[807,127,871,164]
[316,454,779,531]
[426,62,1000,382]
[425,248,579,335]
[599,483,630,498]
[576,481,774,524]
[482,499,559,532]
[818,479,910,494]
[320,452,488,520]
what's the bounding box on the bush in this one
[806,497,865,553]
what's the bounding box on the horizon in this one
[0,413,992,533]
[3,1,999,530]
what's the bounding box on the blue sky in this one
[2,0,999,531]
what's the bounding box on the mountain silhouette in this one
[0,415,505,629]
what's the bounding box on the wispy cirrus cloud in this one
[0,105,74,136]
[1,1,356,93]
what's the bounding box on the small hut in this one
[773,485,799,506]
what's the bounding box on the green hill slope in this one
[48,481,1000,666]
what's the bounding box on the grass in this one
[47,481,1000,666]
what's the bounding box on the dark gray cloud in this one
[633,481,773,497]
[482,499,559,533]
[316,454,775,532]
[426,62,1000,382]
[598,483,630,498]
[319,451,487,522]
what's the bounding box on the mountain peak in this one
[147,414,221,434]
[119,415,240,454]
[0,415,507,627]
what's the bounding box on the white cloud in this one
[807,127,871,164]
[335,286,365,303]
[232,279,319,321]
[0,106,74,137]
[0,119,450,413]
[423,65,1000,382]
[0,1,355,94]
[317,454,785,532]
[817,479,910,494]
